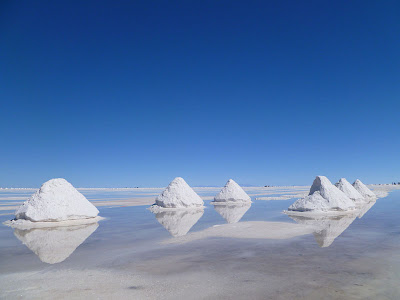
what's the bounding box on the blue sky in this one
[1,1,399,187]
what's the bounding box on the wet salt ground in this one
[0,189,400,299]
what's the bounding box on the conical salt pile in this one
[353,179,376,199]
[154,177,204,208]
[15,178,99,222]
[335,178,365,203]
[288,176,355,212]
[213,179,251,203]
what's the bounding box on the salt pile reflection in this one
[286,200,376,247]
[357,200,376,218]
[152,209,204,237]
[287,213,358,247]
[213,203,251,223]
[14,222,99,264]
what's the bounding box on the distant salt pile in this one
[14,178,99,222]
[288,176,355,212]
[335,178,365,203]
[353,179,376,199]
[213,179,251,203]
[154,177,204,209]
[213,203,251,224]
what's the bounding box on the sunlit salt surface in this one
[1,186,400,299]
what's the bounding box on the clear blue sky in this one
[1,1,399,187]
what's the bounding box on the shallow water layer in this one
[0,188,399,299]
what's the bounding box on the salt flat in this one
[0,185,400,299]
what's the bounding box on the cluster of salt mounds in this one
[353,179,376,199]
[152,209,204,237]
[335,178,365,203]
[13,178,99,222]
[13,222,99,264]
[289,176,355,212]
[213,179,251,203]
[153,177,204,209]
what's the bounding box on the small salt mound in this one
[153,209,204,237]
[14,178,99,222]
[13,222,99,264]
[288,176,355,212]
[213,203,251,224]
[154,177,204,209]
[213,179,251,203]
[335,178,365,203]
[353,179,376,199]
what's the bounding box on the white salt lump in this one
[288,176,355,212]
[335,178,365,203]
[213,179,251,203]
[353,179,376,199]
[154,177,204,209]
[15,178,99,222]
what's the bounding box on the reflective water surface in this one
[0,188,400,299]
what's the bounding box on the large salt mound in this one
[213,179,251,203]
[152,209,204,237]
[213,203,251,224]
[335,178,365,203]
[288,176,355,212]
[14,222,99,264]
[154,177,204,209]
[353,179,376,199]
[14,178,99,222]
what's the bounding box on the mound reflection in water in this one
[152,209,204,237]
[213,203,251,224]
[14,222,99,264]
[287,200,376,247]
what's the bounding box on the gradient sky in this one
[1,1,399,187]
